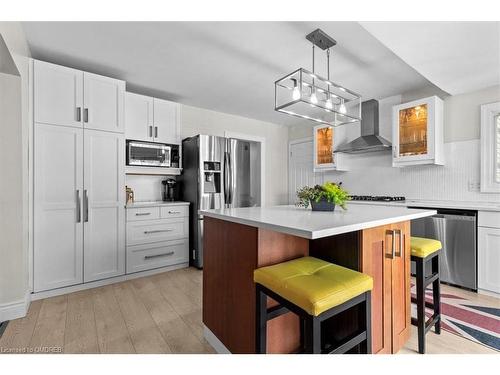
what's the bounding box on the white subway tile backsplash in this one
[125,175,170,202]
[321,139,500,202]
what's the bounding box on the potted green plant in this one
[296,182,350,211]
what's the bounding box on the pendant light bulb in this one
[339,99,347,114]
[291,78,300,100]
[325,93,333,110]
[310,88,318,105]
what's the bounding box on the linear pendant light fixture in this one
[275,29,362,126]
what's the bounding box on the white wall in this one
[125,175,168,202]
[288,85,500,203]
[0,22,31,320]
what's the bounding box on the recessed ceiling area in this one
[360,21,500,95]
[22,21,444,126]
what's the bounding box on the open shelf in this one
[125,166,182,176]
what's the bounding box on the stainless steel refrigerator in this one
[180,135,262,268]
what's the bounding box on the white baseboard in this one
[203,324,231,354]
[477,288,500,298]
[31,263,189,301]
[0,293,31,322]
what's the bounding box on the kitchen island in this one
[200,204,437,354]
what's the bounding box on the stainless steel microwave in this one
[126,140,178,168]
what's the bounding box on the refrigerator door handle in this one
[224,151,232,205]
[223,151,228,203]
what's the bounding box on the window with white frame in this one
[481,102,500,192]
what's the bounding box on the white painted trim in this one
[289,137,313,146]
[28,58,34,293]
[288,137,314,204]
[480,101,500,193]
[224,131,266,207]
[0,293,31,322]
[31,262,188,301]
[203,324,231,354]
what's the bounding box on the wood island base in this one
[202,216,411,354]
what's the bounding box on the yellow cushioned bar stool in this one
[254,256,373,354]
[411,236,442,354]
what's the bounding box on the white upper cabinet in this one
[124,92,154,141]
[34,60,83,128]
[392,96,444,167]
[124,94,181,144]
[83,130,125,282]
[83,72,125,133]
[33,59,125,133]
[153,98,181,144]
[313,124,347,172]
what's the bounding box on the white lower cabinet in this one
[478,226,500,294]
[34,124,125,292]
[127,239,189,274]
[34,124,84,292]
[83,130,125,282]
[126,204,189,274]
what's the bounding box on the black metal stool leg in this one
[365,292,372,354]
[416,258,426,354]
[255,285,267,354]
[304,316,321,354]
[299,317,305,352]
[432,254,441,334]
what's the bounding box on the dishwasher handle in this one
[432,214,476,222]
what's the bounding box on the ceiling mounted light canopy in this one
[275,29,362,127]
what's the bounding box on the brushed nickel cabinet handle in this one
[83,190,89,222]
[392,229,396,259]
[149,126,153,137]
[76,190,81,223]
[167,210,181,214]
[144,251,174,260]
[154,126,158,138]
[76,107,81,122]
[395,229,403,258]
[385,230,395,259]
[84,108,89,123]
[135,212,151,216]
[144,229,174,234]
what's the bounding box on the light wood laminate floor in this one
[0,268,497,354]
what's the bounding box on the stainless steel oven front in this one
[126,141,171,167]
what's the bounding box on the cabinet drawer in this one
[160,205,189,218]
[127,207,160,221]
[478,211,500,228]
[127,239,188,274]
[127,218,188,245]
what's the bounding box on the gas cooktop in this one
[349,195,406,202]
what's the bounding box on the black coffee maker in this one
[162,178,177,202]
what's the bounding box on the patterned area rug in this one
[410,284,500,352]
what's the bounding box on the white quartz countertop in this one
[126,201,190,208]
[349,199,500,212]
[199,204,437,239]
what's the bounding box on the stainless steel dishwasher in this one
[410,208,477,291]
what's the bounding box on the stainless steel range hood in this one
[335,99,392,154]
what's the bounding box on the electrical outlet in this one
[468,181,480,192]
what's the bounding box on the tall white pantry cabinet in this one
[33,59,126,292]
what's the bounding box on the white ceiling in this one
[22,22,442,126]
[361,21,500,95]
